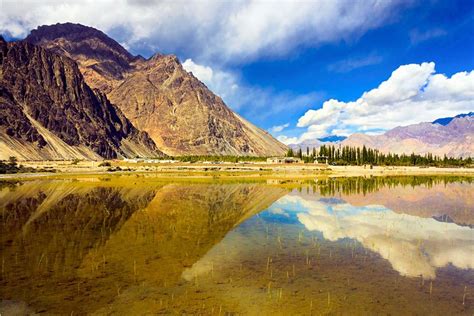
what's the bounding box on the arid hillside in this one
[27,23,287,156]
[0,35,162,160]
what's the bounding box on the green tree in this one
[8,156,17,167]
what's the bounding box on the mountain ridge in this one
[0,35,162,160]
[432,112,474,126]
[26,23,287,156]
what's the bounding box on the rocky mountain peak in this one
[26,23,136,93]
[24,23,287,156]
[0,37,162,160]
[27,23,134,64]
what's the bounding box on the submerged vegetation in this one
[0,176,472,314]
[287,145,473,167]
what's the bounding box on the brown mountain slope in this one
[0,36,162,160]
[342,116,474,158]
[26,23,287,156]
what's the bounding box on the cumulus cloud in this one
[291,62,474,141]
[0,0,411,64]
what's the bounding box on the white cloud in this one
[292,62,474,141]
[277,135,299,145]
[327,54,383,73]
[410,28,447,44]
[182,59,321,126]
[0,0,412,64]
[182,58,238,102]
[272,195,474,279]
[182,59,214,84]
[269,123,289,133]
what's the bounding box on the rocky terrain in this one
[26,23,287,156]
[0,35,162,160]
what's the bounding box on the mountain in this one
[288,136,346,151]
[432,112,474,126]
[0,35,162,160]
[342,116,473,158]
[289,114,473,158]
[26,23,287,156]
[288,139,324,151]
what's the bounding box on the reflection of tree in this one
[313,176,472,196]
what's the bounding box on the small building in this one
[267,157,302,164]
[314,156,329,164]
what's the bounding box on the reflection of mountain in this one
[307,176,474,226]
[276,195,474,279]
[79,183,287,299]
[0,179,158,313]
[343,181,474,226]
[0,179,286,314]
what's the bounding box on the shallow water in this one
[0,175,473,315]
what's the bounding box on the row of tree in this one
[286,145,473,167]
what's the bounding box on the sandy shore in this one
[1,160,473,180]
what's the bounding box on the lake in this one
[0,175,473,315]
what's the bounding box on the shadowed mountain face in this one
[26,23,287,156]
[0,35,162,160]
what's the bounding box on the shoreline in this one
[1,161,473,180]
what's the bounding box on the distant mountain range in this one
[290,113,474,158]
[0,23,286,160]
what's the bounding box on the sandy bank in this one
[1,160,473,180]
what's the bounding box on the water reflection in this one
[0,178,287,314]
[0,176,473,314]
[271,195,473,279]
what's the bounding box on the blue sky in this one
[237,1,474,141]
[1,0,473,144]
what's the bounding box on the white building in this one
[267,157,302,164]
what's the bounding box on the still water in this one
[0,175,473,315]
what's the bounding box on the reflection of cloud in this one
[274,195,473,279]
[181,231,246,282]
[268,207,289,217]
